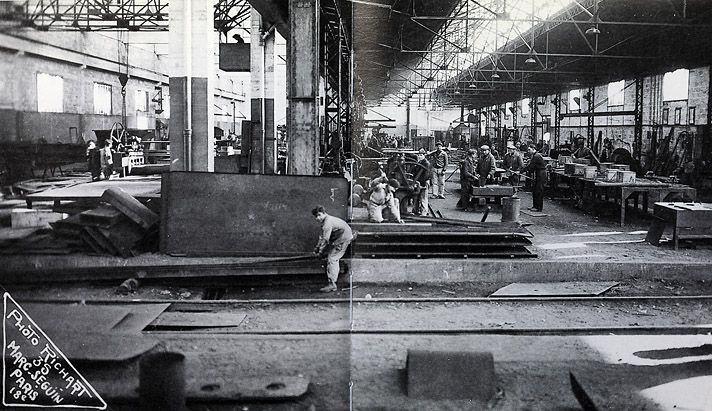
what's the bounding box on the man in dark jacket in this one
[458,148,477,210]
[503,142,524,188]
[523,143,547,212]
[476,145,497,187]
[412,149,431,216]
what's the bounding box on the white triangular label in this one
[2,293,107,409]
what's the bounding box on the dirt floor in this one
[3,170,712,410]
[351,175,712,263]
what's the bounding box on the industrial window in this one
[37,73,63,113]
[568,89,581,112]
[135,89,149,112]
[674,107,682,125]
[663,69,689,101]
[662,108,669,125]
[93,83,112,115]
[688,107,696,124]
[521,98,530,116]
[607,80,625,107]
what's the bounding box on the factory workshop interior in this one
[2,0,712,409]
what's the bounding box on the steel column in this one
[530,98,536,142]
[496,104,503,153]
[587,86,595,148]
[634,77,644,161]
[554,92,561,150]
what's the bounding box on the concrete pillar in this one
[250,9,265,174]
[168,0,215,171]
[287,0,320,175]
[264,30,276,174]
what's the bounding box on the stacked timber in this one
[351,216,535,258]
[51,188,159,257]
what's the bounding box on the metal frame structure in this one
[18,0,169,31]
[320,0,353,174]
[12,0,253,33]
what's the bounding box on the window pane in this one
[93,83,112,115]
[37,73,63,113]
[136,90,148,112]
[663,69,689,101]
[608,80,625,106]
[521,98,530,115]
[568,89,581,111]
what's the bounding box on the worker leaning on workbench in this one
[476,145,497,187]
[572,136,593,161]
[312,205,354,293]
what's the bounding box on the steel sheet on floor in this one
[161,172,349,256]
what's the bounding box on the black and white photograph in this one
[0,0,711,409]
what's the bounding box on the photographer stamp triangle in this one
[3,293,107,409]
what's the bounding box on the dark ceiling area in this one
[437,0,712,109]
[351,0,461,104]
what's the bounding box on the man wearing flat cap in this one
[458,148,477,210]
[503,142,524,188]
[476,144,497,187]
[430,141,448,199]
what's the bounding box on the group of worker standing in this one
[311,140,549,292]
[459,141,547,212]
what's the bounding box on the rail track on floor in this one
[17,295,712,336]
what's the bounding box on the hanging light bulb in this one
[585,25,600,35]
[492,71,501,80]
[525,53,536,65]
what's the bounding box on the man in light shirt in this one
[368,178,404,224]
[429,141,449,199]
[312,206,353,292]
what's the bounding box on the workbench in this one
[650,202,712,249]
[550,171,696,226]
[470,185,515,205]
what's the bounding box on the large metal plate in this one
[161,172,349,256]
[490,281,619,297]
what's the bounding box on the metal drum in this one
[501,196,521,222]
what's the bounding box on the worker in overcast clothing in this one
[429,141,448,199]
[476,144,497,187]
[503,141,524,189]
[312,205,353,293]
[458,148,477,210]
[412,149,431,216]
[523,143,547,212]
